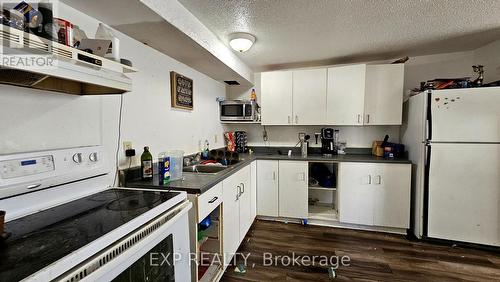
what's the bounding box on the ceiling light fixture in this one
[229,32,256,52]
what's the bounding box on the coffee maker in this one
[321,128,337,156]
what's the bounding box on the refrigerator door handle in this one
[424,142,430,165]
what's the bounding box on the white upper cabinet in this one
[326,64,367,125]
[292,69,327,125]
[327,63,404,125]
[261,71,293,125]
[261,63,404,126]
[364,64,405,125]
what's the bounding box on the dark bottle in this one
[141,146,153,179]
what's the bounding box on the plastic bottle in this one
[250,88,257,102]
[158,152,170,185]
[95,23,120,61]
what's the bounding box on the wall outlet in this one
[214,134,218,144]
[123,141,133,151]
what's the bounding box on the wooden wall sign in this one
[170,71,193,110]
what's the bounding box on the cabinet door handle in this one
[272,171,276,180]
[366,114,370,124]
[240,183,245,194]
[288,116,291,124]
[376,175,381,185]
[357,114,361,124]
[368,175,372,184]
[208,196,218,203]
[27,183,42,190]
[299,172,306,181]
[295,115,298,124]
[236,185,241,200]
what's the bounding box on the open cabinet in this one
[188,182,224,282]
[308,162,339,222]
[197,207,223,281]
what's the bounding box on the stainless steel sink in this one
[183,164,228,174]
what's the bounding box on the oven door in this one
[56,201,192,282]
[220,102,246,121]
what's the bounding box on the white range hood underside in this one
[0,26,136,95]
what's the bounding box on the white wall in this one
[0,2,227,183]
[229,124,400,148]
[474,39,500,83]
[403,51,475,94]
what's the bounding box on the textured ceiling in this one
[179,0,500,71]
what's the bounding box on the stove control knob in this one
[72,153,83,164]
[89,152,98,162]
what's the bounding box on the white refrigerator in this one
[402,87,500,247]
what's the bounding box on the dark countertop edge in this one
[124,154,410,194]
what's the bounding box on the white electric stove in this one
[0,146,192,282]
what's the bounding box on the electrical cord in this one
[262,125,269,146]
[113,94,124,187]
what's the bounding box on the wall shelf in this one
[309,186,336,191]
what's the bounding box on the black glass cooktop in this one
[0,188,180,282]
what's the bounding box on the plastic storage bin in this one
[166,150,184,181]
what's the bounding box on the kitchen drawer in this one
[197,183,222,222]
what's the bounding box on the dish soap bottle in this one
[141,146,153,179]
[202,140,210,160]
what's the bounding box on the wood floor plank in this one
[221,220,500,281]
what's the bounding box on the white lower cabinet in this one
[256,160,308,219]
[278,161,308,219]
[256,160,279,216]
[250,161,257,220]
[338,162,411,228]
[222,164,252,265]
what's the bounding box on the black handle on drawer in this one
[208,196,218,203]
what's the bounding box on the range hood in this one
[0,25,137,95]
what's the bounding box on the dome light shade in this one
[229,33,256,52]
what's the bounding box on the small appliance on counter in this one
[219,100,258,122]
[321,128,338,156]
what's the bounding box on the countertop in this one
[124,153,410,195]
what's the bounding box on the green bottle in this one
[141,146,153,179]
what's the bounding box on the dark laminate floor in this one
[221,220,500,282]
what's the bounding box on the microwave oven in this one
[220,100,258,121]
